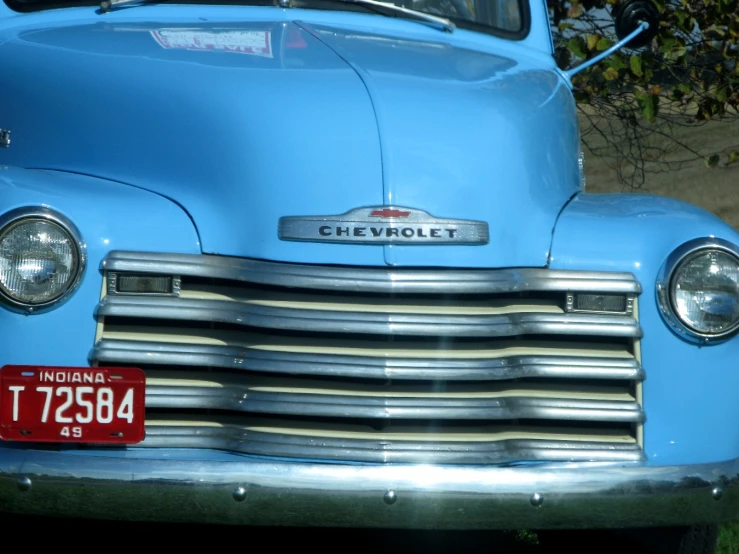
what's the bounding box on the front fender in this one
[550,192,739,466]
[0,166,200,367]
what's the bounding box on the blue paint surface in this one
[306,21,578,267]
[551,193,739,465]
[0,4,570,267]
[0,167,200,367]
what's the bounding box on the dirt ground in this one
[580,115,739,229]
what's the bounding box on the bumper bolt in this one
[530,493,544,507]
[17,476,32,492]
[232,486,248,502]
[712,487,723,501]
[383,490,398,505]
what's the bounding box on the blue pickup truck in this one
[0,0,736,550]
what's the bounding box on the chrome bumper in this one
[1,449,737,529]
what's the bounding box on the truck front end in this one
[0,0,736,546]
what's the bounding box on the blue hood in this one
[0,16,580,268]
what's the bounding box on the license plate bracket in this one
[0,365,145,444]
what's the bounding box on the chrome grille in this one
[91,251,645,464]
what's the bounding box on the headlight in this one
[0,208,85,311]
[657,238,739,342]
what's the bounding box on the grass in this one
[719,522,739,554]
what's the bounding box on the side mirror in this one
[614,0,660,49]
[563,0,660,80]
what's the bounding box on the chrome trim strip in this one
[145,386,645,422]
[139,425,644,464]
[91,340,645,381]
[3,451,736,528]
[0,206,87,314]
[101,251,642,294]
[97,296,642,338]
[656,237,739,343]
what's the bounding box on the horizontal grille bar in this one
[102,251,642,295]
[139,419,645,464]
[144,370,644,422]
[97,296,641,338]
[92,337,642,381]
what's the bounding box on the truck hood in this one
[0,17,580,267]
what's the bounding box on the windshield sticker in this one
[151,29,273,58]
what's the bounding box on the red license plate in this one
[0,365,145,444]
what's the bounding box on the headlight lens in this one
[658,239,739,341]
[672,251,739,334]
[0,211,84,309]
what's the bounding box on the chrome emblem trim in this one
[279,206,489,245]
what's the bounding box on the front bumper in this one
[1,449,737,529]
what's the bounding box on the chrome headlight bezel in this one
[0,207,86,313]
[578,148,586,191]
[657,237,739,343]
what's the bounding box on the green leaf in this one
[638,93,659,123]
[608,55,627,71]
[730,17,739,38]
[675,11,694,32]
[729,151,739,165]
[705,26,727,40]
[603,67,619,81]
[586,34,599,51]
[716,86,730,102]
[705,154,721,168]
[630,55,643,77]
[664,46,687,62]
[659,36,678,51]
[567,37,587,59]
[568,3,583,18]
[596,37,613,51]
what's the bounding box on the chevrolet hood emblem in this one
[279,206,489,245]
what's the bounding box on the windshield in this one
[401,0,524,33]
[4,0,526,37]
